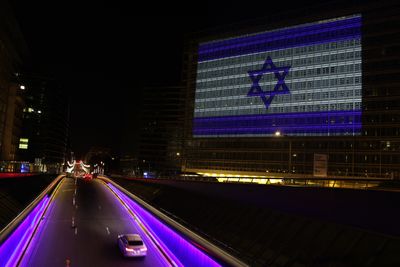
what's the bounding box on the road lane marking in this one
[98,205,102,210]
[72,197,75,206]
[106,227,110,235]
[71,217,75,228]
[75,227,78,235]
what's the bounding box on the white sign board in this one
[314,154,328,177]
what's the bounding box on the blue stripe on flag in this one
[193,110,361,136]
[198,16,361,62]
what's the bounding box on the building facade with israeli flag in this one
[183,3,400,180]
[194,15,362,137]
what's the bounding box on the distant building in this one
[138,85,185,177]
[119,154,138,176]
[183,1,400,179]
[85,146,117,174]
[17,74,70,173]
[85,146,112,163]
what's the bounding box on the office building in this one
[0,0,27,165]
[17,74,70,173]
[138,86,185,177]
[183,1,400,180]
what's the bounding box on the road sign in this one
[314,154,328,177]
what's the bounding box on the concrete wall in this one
[124,178,400,236]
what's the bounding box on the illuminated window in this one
[19,138,29,149]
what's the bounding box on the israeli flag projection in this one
[193,15,362,137]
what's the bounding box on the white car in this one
[117,234,147,257]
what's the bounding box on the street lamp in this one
[275,131,292,174]
[379,140,391,178]
[289,140,292,173]
[142,159,150,176]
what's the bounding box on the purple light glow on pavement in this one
[107,183,222,267]
[0,196,50,267]
[108,183,181,266]
[18,192,58,267]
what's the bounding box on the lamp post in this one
[275,131,292,174]
[289,140,292,173]
[380,142,382,177]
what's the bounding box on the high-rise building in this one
[0,0,27,164]
[119,154,138,176]
[1,84,24,161]
[183,1,400,180]
[85,146,112,174]
[17,74,70,173]
[138,86,185,177]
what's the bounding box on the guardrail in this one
[99,176,248,267]
[0,174,65,266]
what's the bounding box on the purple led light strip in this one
[0,196,50,267]
[18,185,61,267]
[107,183,222,267]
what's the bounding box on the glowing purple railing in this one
[107,183,231,267]
[0,196,49,267]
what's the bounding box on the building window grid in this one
[194,40,361,119]
[196,58,360,91]
[187,15,400,178]
[197,39,360,76]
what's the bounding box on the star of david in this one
[247,56,291,109]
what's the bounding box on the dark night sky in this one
[9,0,318,158]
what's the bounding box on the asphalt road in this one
[20,177,170,267]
